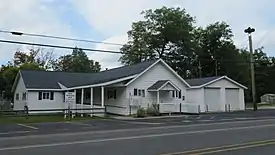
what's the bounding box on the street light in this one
[244,27,257,111]
[11,31,23,36]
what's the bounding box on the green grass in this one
[246,102,275,108]
[0,115,104,124]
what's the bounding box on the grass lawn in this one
[0,115,105,124]
[246,103,275,108]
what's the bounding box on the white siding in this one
[187,78,245,113]
[207,79,240,88]
[186,88,205,112]
[126,62,188,108]
[13,74,27,110]
[105,87,129,115]
[28,91,64,111]
[160,83,175,91]
[225,88,240,111]
[204,88,222,112]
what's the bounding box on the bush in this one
[146,104,160,116]
[136,107,146,117]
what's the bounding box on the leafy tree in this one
[53,47,101,73]
[13,47,55,70]
[0,62,43,100]
[119,6,196,77]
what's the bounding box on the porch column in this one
[81,88,84,117]
[101,86,104,107]
[90,87,93,117]
[73,89,76,118]
[157,91,160,104]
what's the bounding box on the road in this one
[1,115,275,154]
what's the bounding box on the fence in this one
[0,106,106,119]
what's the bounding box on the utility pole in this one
[215,60,218,76]
[198,60,202,78]
[244,27,257,111]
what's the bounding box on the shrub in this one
[136,107,146,117]
[146,104,160,116]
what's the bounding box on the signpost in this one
[65,92,76,119]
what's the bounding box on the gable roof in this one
[186,76,247,89]
[20,59,158,90]
[147,80,169,90]
[125,59,190,87]
[148,80,180,91]
[185,76,222,87]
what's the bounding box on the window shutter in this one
[50,92,54,100]
[134,89,137,96]
[38,92,42,100]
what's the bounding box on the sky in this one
[0,0,275,70]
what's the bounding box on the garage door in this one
[204,88,221,112]
[225,88,240,111]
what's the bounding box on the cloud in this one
[0,0,75,65]
[88,35,128,70]
[73,0,275,66]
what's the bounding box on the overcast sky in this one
[0,0,274,69]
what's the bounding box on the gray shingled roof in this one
[20,59,158,89]
[185,76,222,87]
[147,80,169,90]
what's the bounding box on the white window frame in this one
[16,93,19,100]
[107,89,116,99]
[22,92,27,100]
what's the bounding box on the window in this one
[142,90,145,97]
[138,89,141,96]
[50,92,54,100]
[182,96,185,101]
[179,90,181,99]
[108,89,117,99]
[16,93,19,100]
[134,88,138,96]
[43,92,50,99]
[176,91,178,97]
[38,92,54,100]
[22,92,27,100]
[172,91,175,97]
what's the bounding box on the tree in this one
[13,47,56,70]
[53,47,101,73]
[0,62,44,100]
[194,22,238,77]
[119,6,196,74]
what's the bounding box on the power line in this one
[0,39,122,54]
[0,30,124,46]
[0,38,270,64]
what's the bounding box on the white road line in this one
[197,116,202,119]
[234,117,255,120]
[2,118,275,141]
[182,120,192,123]
[1,123,275,151]
[105,119,162,125]
[219,118,237,121]
[210,116,215,119]
[0,131,31,135]
[118,120,162,125]
[69,122,93,127]
[198,120,213,122]
[17,124,38,130]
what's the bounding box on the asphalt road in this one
[2,117,275,154]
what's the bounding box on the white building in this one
[12,59,247,115]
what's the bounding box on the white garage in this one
[186,76,247,113]
[204,88,222,112]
